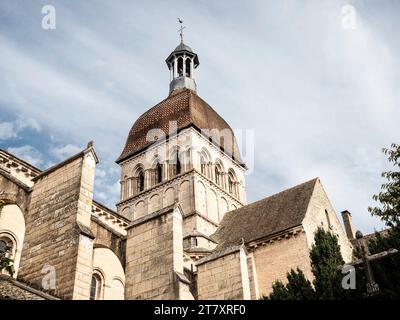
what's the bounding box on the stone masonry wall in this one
[0,173,30,213]
[125,206,187,299]
[197,247,250,300]
[91,217,126,264]
[17,150,96,300]
[252,231,312,297]
[302,180,353,263]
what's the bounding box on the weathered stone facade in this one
[0,38,357,300]
[125,205,192,300]
[1,145,127,300]
[17,146,97,299]
[197,246,251,300]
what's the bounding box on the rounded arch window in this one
[214,162,224,187]
[0,239,7,257]
[0,236,15,276]
[137,170,145,192]
[228,175,234,194]
[0,236,14,259]
[90,272,103,300]
[171,150,182,176]
[227,170,238,197]
[200,155,206,175]
[155,162,163,184]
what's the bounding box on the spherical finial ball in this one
[355,230,364,239]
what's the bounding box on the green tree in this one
[368,143,400,228]
[266,280,290,300]
[266,268,315,300]
[310,227,346,299]
[266,228,363,300]
[366,229,400,299]
[366,144,400,299]
[285,268,315,300]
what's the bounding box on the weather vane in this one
[177,18,185,42]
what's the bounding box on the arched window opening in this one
[215,165,222,186]
[177,57,184,77]
[90,273,102,300]
[200,156,206,175]
[138,170,145,192]
[185,149,191,169]
[227,170,238,197]
[0,238,14,276]
[176,154,181,175]
[185,58,191,77]
[0,237,13,259]
[172,151,181,176]
[0,240,7,258]
[228,176,234,194]
[156,162,163,184]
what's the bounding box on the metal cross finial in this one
[177,18,185,42]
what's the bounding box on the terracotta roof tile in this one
[116,88,244,165]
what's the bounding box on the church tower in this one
[118,26,247,299]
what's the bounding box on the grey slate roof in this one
[212,178,319,251]
[174,42,193,52]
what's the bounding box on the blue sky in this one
[1,0,399,233]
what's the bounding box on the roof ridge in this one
[211,177,320,252]
[231,177,319,213]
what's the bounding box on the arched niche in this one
[148,194,161,213]
[196,181,207,215]
[92,247,125,300]
[164,187,175,207]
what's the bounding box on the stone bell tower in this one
[119,23,247,299]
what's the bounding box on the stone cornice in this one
[195,244,247,266]
[117,170,195,208]
[126,204,178,229]
[91,215,126,238]
[0,170,31,192]
[246,225,305,252]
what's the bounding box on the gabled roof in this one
[212,178,319,251]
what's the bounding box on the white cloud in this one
[0,1,398,233]
[16,116,41,132]
[0,122,17,140]
[50,144,82,161]
[7,145,43,167]
[0,116,41,141]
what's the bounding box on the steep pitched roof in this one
[212,178,319,251]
